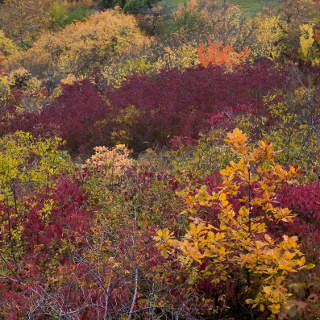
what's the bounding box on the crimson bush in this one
[3,59,288,154]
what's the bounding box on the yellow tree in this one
[251,14,287,59]
[7,9,151,80]
[0,0,53,47]
[155,129,312,318]
[299,24,320,65]
[0,30,19,57]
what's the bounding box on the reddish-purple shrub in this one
[278,181,320,224]
[276,181,320,314]
[38,80,113,154]
[0,177,92,318]
[107,59,288,151]
[6,80,113,154]
[277,181,320,271]
[277,181,320,242]
[3,60,288,154]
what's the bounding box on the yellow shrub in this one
[155,129,311,317]
[251,14,287,59]
[299,24,320,65]
[8,9,151,79]
[0,0,52,46]
[0,30,19,57]
[84,144,135,182]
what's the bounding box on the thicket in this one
[1,58,288,154]
[6,9,150,87]
[0,0,320,319]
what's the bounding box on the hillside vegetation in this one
[169,0,279,16]
[0,0,320,319]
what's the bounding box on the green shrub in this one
[50,1,95,30]
[123,0,150,14]
[0,30,19,57]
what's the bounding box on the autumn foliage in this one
[0,58,287,154]
[198,40,251,68]
[0,0,319,319]
[155,129,310,318]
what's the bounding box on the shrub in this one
[298,24,320,65]
[0,177,92,319]
[0,79,110,154]
[0,131,72,272]
[37,80,112,154]
[156,0,250,47]
[84,144,135,185]
[101,42,199,87]
[123,0,150,14]
[0,131,93,319]
[0,30,19,57]
[198,40,250,69]
[249,0,320,61]
[7,9,151,81]
[277,181,320,318]
[50,1,96,30]
[155,128,310,318]
[250,14,288,59]
[107,59,287,151]
[3,59,288,155]
[0,0,53,47]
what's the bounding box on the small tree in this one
[0,0,52,47]
[155,128,311,318]
[198,40,250,69]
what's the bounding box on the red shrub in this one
[4,60,288,154]
[8,80,113,154]
[277,181,320,271]
[278,181,320,223]
[0,177,92,318]
[107,59,288,151]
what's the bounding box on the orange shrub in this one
[198,40,250,68]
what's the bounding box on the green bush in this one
[123,0,150,14]
[0,30,19,57]
[157,2,203,38]
[50,1,95,30]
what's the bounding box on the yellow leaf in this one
[268,303,281,314]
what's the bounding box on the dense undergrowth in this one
[0,0,320,319]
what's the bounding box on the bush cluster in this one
[0,0,320,319]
